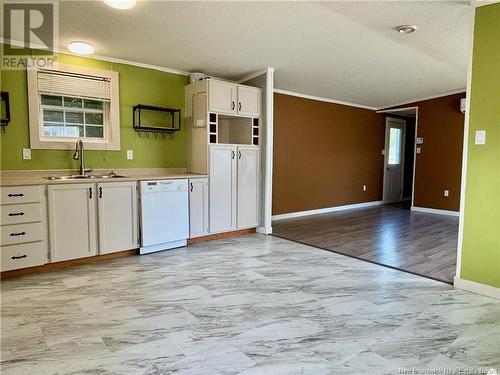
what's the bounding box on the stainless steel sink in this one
[46,173,127,180]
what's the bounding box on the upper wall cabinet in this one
[236,85,260,117]
[208,80,238,115]
[207,80,261,118]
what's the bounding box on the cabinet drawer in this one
[1,203,42,225]
[1,223,42,246]
[1,243,45,271]
[1,186,41,205]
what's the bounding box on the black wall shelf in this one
[133,104,181,133]
[1,91,11,128]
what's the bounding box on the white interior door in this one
[209,145,237,233]
[383,117,406,203]
[237,146,260,228]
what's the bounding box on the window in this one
[41,95,105,138]
[27,63,120,150]
[388,127,402,165]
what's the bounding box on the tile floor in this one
[1,234,499,374]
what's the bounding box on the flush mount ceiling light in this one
[396,25,418,34]
[104,0,136,9]
[67,41,95,55]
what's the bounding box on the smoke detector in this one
[396,25,418,34]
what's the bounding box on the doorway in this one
[383,117,406,203]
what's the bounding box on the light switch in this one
[444,190,449,197]
[416,147,421,154]
[475,130,486,145]
[363,185,367,192]
[127,150,134,160]
[22,148,31,160]
[416,137,424,145]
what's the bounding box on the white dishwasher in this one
[139,179,189,255]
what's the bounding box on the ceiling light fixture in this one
[67,41,95,55]
[104,0,136,10]
[396,25,417,34]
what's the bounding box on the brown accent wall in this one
[386,93,465,211]
[272,93,385,215]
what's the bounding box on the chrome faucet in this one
[73,140,90,176]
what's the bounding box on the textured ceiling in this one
[36,1,476,107]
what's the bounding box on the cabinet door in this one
[237,146,260,228]
[208,80,237,115]
[209,145,237,233]
[237,85,261,117]
[189,178,209,238]
[48,184,97,262]
[97,182,138,254]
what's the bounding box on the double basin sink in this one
[46,172,127,180]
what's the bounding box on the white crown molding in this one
[239,67,275,84]
[273,89,378,111]
[380,89,467,110]
[411,206,460,217]
[1,38,191,76]
[469,0,500,8]
[454,277,500,300]
[272,201,383,221]
[376,106,418,114]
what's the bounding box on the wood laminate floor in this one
[272,203,459,283]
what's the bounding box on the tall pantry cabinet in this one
[185,79,261,234]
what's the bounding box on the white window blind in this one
[37,70,111,101]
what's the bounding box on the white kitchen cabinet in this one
[1,185,48,272]
[48,183,97,262]
[237,85,261,117]
[236,146,260,228]
[208,80,237,115]
[209,145,237,233]
[189,178,209,238]
[97,181,138,254]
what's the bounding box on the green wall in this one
[0,48,189,170]
[460,3,500,288]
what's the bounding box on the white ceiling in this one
[52,1,472,108]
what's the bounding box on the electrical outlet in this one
[363,185,367,192]
[443,190,449,197]
[416,147,421,154]
[127,150,134,160]
[22,148,31,160]
[475,130,486,145]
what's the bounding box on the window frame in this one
[27,63,120,150]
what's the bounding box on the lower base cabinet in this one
[48,181,138,262]
[48,183,97,262]
[209,144,259,234]
[189,178,209,238]
[97,182,138,254]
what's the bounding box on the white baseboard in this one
[256,226,273,234]
[454,277,500,300]
[411,206,460,217]
[272,201,383,221]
